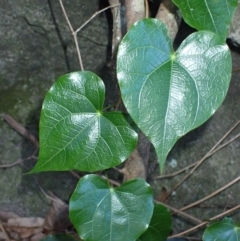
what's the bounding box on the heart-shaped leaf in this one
[138,203,172,241]
[203,217,240,241]
[30,71,137,173]
[172,0,238,43]
[117,19,231,171]
[69,174,154,241]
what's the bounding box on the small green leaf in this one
[172,0,238,42]
[30,71,137,173]
[40,234,80,241]
[138,203,172,241]
[203,217,240,241]
[117,19,231,171]
[69,175,154,241]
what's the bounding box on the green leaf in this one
[117,19,231,171]
[203,217,240,241]
[40,234,80,241]
[138,203,172,241]
[30,71,137,173]
[69,174,154,241]
[172,0,238,42]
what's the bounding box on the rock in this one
[228,4,240,47]
[0,0,109,217]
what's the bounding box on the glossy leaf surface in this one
[138,203,172,241]
[172,0,238,42]
[117,19,231,171]
[30,71,137,173]
[69,175,154,241]
[203,217,240,241]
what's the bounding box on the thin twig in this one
[153,120,240,180]
[0,148,38,169]
[214,132,240,152]
[0,159,23,168]
[179,176,240,212]
[154,162,196,179]
[162,120,240,201]
[232,66,240,72]
[59,0,84,70]
[170,204,240,238]
[144,0,149,18]
[69,170,81,179]
[101,175,121,186]
[59,0,120,70]
[114,95,122,111]
[69,170,121,187]
[154,131,240,180]
[73,33,84,70]
[0,221,10,241]
[1,113,39,146]
[223,193,232,213]
[58,0,74,32]
[191,204,237,209]
[75,3,120,33]
[156,201,202,224]
[184,237,202,241]
[33,176,65,205]
[109,0,122,57]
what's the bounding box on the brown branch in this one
[0,159,23,168]
[59,0,120,70]
[0,148,38,169]
[69,170,81,179]
[179,176,240,212]
[1,113,39,146]
[162,119,240,201]
[144,0,149,18]
[76,3,120,34]
[170,204,240,238]
[125,0,145,31]
[68,170,121,187]
[59,0,84,70]
[154,130,240,180]
[232,66,240,72]
[108,0,122,57]
[101,175,121,186]
[223,193,233,213]
[155,201,202,224]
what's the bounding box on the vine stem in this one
[144,0,149,18]
[180,175,240,212]
[59,0,120,71]
[161,119,240,201]
[75,3,121,34]
[155,201,202,224]
[154,128,240,180]
[169,204,240,238]
[232,66,240,72]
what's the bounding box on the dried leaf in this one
[0,231,8,240]
[4,225,43,239]
[0,211,20,222]
[30,232,46,241]
[156,187,169,203]
[7,217,44,228]
[44,196,70,232]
